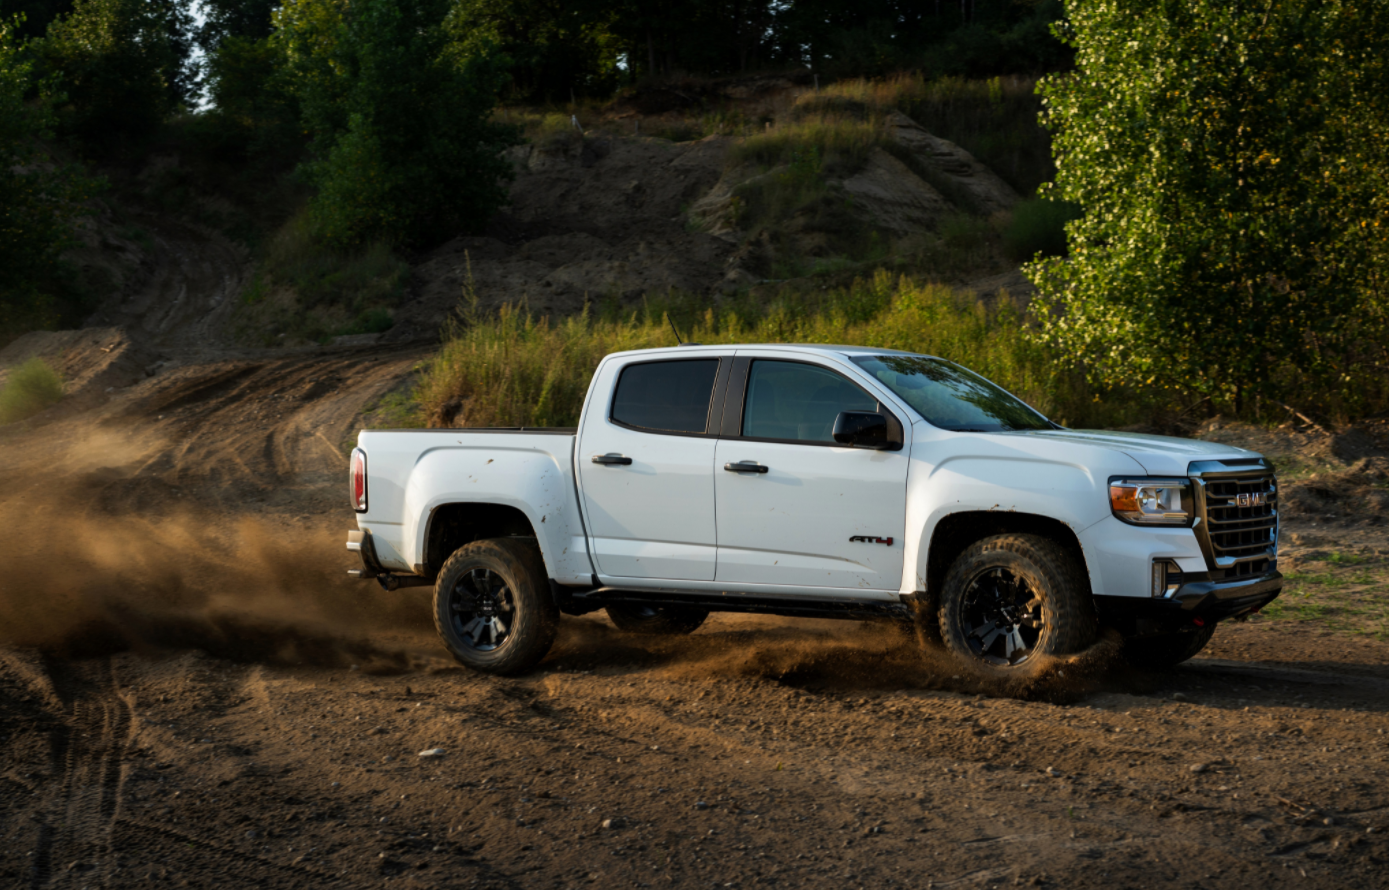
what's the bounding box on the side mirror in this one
[832,411,899,449]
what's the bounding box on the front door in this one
[714,358,909,591]
[577,357,723,582]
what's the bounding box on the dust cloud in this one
[3,489,438,673]
[547,611,1130,702]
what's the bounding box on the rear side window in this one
[742,360,878,443]
[611,359,719,434]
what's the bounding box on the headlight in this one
[1109,478,1191,525]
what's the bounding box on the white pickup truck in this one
[346,344,1282,676]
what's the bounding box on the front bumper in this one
[1094,571,1283,637]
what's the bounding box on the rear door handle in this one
[591,453,633,466]
[723,461,768,474]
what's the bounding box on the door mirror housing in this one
[832,411,901,450]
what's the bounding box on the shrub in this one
[1003,198,1080,261]
[264,211,407,311]
[0,357,63,423]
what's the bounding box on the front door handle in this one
[723,461,769,474]
[591,453,633,466]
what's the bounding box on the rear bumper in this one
[1095,571,1282,637]
[346,529,432,591]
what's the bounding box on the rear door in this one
[713,356,910,591]
[577,355,728,582]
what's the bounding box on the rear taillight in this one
[350,447,368,512]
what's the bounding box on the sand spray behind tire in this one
[3,488,444,674]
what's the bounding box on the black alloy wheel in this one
[936,534,1095,677]
[449,567,516,652]
[432,538,558,675]
[956,567,1045,666]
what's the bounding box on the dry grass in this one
[411,271,1115,430]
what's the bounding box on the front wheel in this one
[1123,626,1215,670]
[605,603,709,635]
[937,534,1095,677]
[433,537,558,675]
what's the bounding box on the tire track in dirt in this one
[28,657,132,889]
[87,213,251,353]
[108,819,341,888]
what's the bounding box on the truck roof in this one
[605,343,927,360]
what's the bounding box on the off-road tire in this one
[1123,625,1216,670]
[433,537,558,675]
[938,534,1095,677]
[605,603,709,635]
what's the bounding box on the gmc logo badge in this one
[1232,492,1268,508]
[849,536,894,546]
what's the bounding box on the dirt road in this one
[3,214,1389,890]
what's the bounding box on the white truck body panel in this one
[351,343,1273,612]
[712,437,910,589]
[354,431,594,585]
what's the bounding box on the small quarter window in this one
[742,360,878,443]
[611,359,719,434]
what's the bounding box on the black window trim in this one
[720,356,905,450]
[606,355,731,439]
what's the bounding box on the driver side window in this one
[741,360,878,443]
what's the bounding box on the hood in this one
[1016,429,1259,476]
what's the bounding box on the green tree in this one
[0,17,93,336]
[446,0,620,102]
[1027,0,1389,413]
[203,34,299,159]
[197,0,278,53]
[39,0,198,147]
[276,0,519,247]
[3,0,74,39]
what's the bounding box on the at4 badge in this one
[849,535,894,546]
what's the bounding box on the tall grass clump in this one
[731,114,884,177]
[414,273,1138,430]
[0,357,63,423]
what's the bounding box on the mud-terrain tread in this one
[1124,625,1216,670]
[605,603,709,635]
[433,537,558,675]
[937,534,1096,676]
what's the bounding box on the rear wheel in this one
[433,538,558,675]
[1123,626,1215,670]
[605,603,708,635]
[938,534,1095,677]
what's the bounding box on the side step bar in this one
[556,585,914,622]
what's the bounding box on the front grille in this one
[1195,473,1278,571]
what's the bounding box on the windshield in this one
[850,355,1055,432]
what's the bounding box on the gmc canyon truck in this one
[346,345,1282,676]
